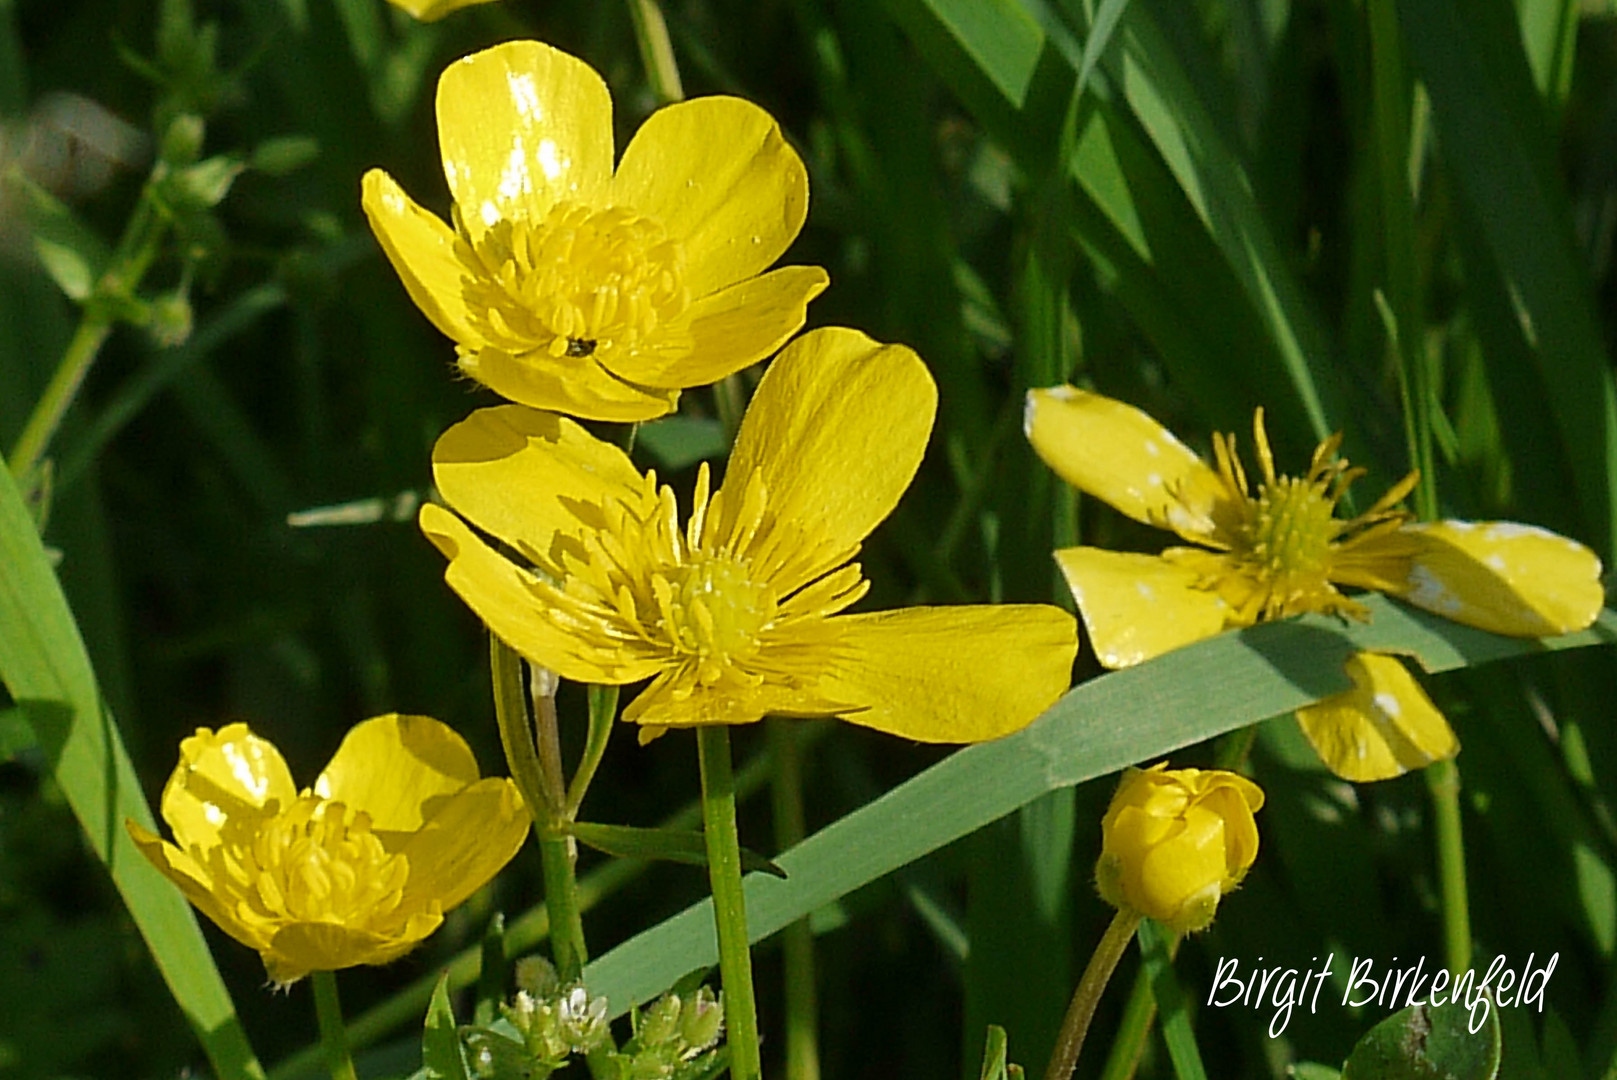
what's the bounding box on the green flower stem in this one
[1044,910,1141,1080]
[1426,758,1472,973]
[697,725,762,1080]
[770,719,819,1080]
[10,179,168,482]
[625,0,684,104]
[539,831,590,982]
[1095,930,1182,1080]
[310,972,358,1080]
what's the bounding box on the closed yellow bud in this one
[1095,764,1263,934]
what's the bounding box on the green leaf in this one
[421,973,470,1080]
[567,821,787,880]
[977,1024,1019,1080]
[1397,0,1617,558]
[581,598,1616,1015]
[4,172,109,302]
[0,452,264,1079]
[1138,918,1205,1080]
[1340,998,1501,1080]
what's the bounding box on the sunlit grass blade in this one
[0,454,265,1080]
[583,597,1617,1014]
[1397,0,1617,559]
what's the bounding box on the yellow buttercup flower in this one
[421,326,1079,742]
[362,40,829,422]
[1025,386,1605,781]
[384,0,497,20]
[1096,764,1263,933]
[127,714,529,986]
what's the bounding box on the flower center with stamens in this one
[239,797,409,926]
[656,557,776,685]
[1234,475,1338,613]
[458,202,689,361]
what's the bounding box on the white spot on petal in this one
[1405,565,1465,616]
[1135,582,1155,600]
[1144,439,1160,456]
[1146,472,1163,488]
[536,138,564,182]
[507,72,542,122]
[1373,692,1401,719]
[1483,521,1554,541]
[1485,554,1507,572]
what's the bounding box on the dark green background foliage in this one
[4,0,1617,1077]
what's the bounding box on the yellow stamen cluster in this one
[533,462,867,697]
[456,202,691,361]
[225,797,412,932]
[1183,409,1417,622]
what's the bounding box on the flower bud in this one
[1095,764,1263,934]
[677,987,723,1053]
[638,993,683,1048]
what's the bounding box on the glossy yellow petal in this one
[398,777,530,910]
[1053,547,1230,667]
[814,605,1078,743]
[431,404,646,553]
[437,41,613,239]
[313,714,481,836]
[1294,653,1458,782]
[626,265,830,389]
[721,327,935,573]
[621,670,851,730]
[610,96,811,299]
[361,170,480,345]
[160,723,297,852]
[1025,387,1226,541]
[127,822,260,951]
[1396,520,1605,636]
[419,503,663,685]
[462,347,680,423]
[263,912,443,986]
[385,0,497,21]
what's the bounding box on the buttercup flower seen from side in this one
[1096,764,1263,934]
[127,714,529,986]
[363,40,829,422]
[1025,386,1605,781]
[421,326,1079,742]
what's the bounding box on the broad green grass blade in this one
[583,597,1617,1014]
[1397,0,1617,559]
[0,454,265,1080]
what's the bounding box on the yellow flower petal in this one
[396,777,530,910]
[313,714,481,836]
[630,265,830,390]
[814,605,1078,742]
[1135,809,1228,927]
[721,327,935,584]
[620,673,840,730]
[436,41,613,240]
[1294,652,1458,782]
[1396,520,1605,637]
[1053,547,1230,667]
[419,502,664,685]
[1025,387,1227,541]
[161,723,297,853]
[431,405,646,559]
[126,822,261,951]
[462,346,681,423]
[361,170,482,346]
[264,914,443,986]
[609,96,811,299]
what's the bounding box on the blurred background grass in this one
[4,0,1617,1077]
